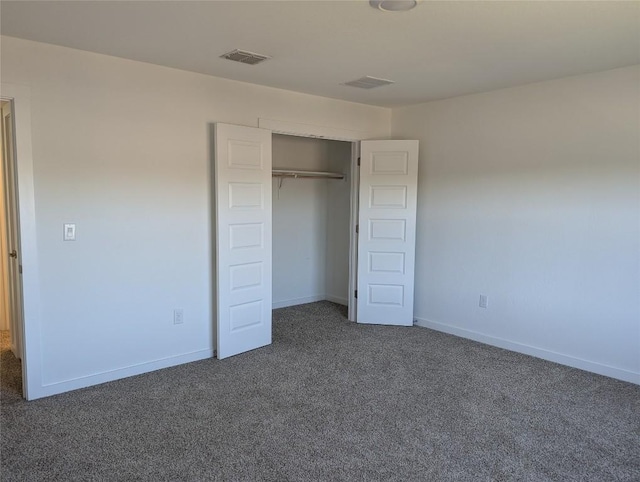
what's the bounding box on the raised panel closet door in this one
[357,140,418,326]
[214,123,272,358]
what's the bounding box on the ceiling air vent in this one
[343,76,395,89]
[220,49,271,65]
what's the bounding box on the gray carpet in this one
[1,301,639,481]
[0,330,23,407]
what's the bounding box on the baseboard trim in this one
[33,349,214,400]
[272,295,349,309]
[272,295,325,309]
[10,342,19,360]
[325,295,348,306]
[415,318,639,385]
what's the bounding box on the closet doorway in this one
[0,101,23,359]
[213,122,418,360]
[272,134,353,313]
[0,99,25,398]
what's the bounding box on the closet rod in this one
[272,169,344,180]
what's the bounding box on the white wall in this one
[0,36,390,398]
[4,33,635,394]
[392,66,640,384]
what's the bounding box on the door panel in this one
[357,140,419,326]
[214,123,272,359]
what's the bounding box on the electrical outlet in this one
[63,223,76,241]
[173,309,184,325]
[479,295,488,309]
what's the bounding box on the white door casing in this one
[357,140,419,326]
[214,123,272,359]
[0,106,9,332]
[1,103,24,358]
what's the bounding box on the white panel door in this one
[357,140,419,326]
[214,123,272,359]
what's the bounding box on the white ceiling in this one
[1,0,638,107]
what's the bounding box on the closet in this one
[272,134,352,310]
[214,122,418,360]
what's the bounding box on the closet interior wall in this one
[272,134,351,309]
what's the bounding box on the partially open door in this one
[357,140,419,326]
[214,123,272,359]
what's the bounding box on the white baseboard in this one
[272,295,349,309]
[272,295,325,309]
[32,349,214,400]
[325,295,348,306]
[10,342,19,360]
[415,317,640,385]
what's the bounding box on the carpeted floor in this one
[1,301,639,481]
[0,330,22,406]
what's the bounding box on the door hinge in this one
[19,265,22,274]
[354,290,358,299]
[357,157,361,167]
[356,224,359,234]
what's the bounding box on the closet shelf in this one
[272,169,344,180]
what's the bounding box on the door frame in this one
[1,83,42,400]
[258,118,369,322]
[1,99,22,358]
[0,105,11,333]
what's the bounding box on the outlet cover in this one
[63,223,76,241]
[173,309,184,324]
[479,295,488,309]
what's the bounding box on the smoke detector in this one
[343,76,395,89]
[220,49,271,65]
[370,0,417,11]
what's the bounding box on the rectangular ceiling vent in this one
[220,49,271,65]
[343,76,395,89]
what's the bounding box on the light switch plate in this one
[63,223,76,241]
